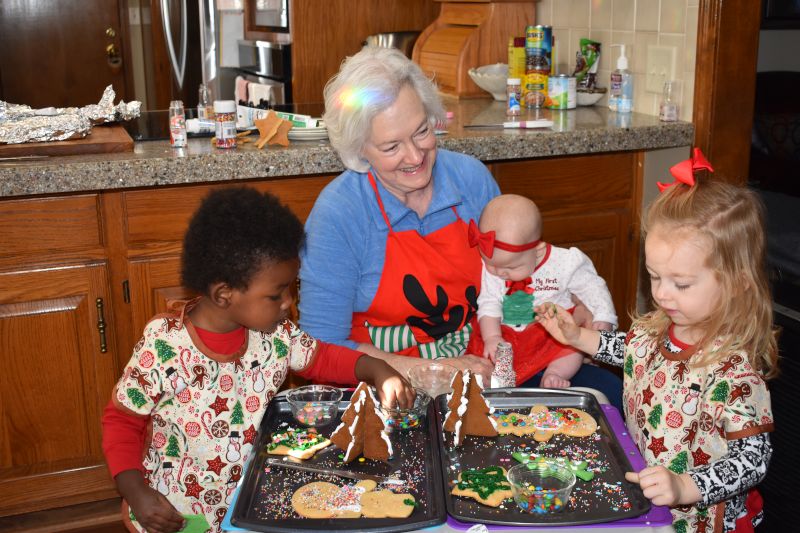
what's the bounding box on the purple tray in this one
[444,403,672,530]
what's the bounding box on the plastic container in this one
[213,100,237,149]
[609,44,633,113]
[168,100,187,147]
[507,462,576,514]
[380,388,431,431]
[407,362,458,398]
[285,385,343,427]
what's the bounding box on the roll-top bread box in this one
[412,0,536,98]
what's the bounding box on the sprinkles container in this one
[507,462,575,514]
[286,385,342,427]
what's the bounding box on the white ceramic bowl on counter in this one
[468,63,509,100]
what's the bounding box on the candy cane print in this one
[180,348,192,376]
[192,501,204,516]
[178,456,194,488]
[201,411,214,438]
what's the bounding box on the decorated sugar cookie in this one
[292,478,415,519]
[266,427,331,459]
[527,404,598,442]
[451,466,513,507]
[493,412,536,436]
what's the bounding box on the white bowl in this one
[468,63,509,101]
[576,90,605,106]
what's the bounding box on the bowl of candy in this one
[286,385,343,427]
[380,388,431,431]
[407,361,458,398]
[506,462,575,514]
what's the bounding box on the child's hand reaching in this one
[482,334,504,362]
[625,467,701,507]
[535,303,581,345]
[116,470,185,533]
[355,355,416,409]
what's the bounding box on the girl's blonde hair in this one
[639,178,778,379]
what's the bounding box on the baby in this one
[467,194,617,388]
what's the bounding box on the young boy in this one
[102,187,413,533]
[467,194,617,388]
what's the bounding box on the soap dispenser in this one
[609,44,633,113]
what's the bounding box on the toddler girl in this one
[537,153,777,532]
[102,187,413,533]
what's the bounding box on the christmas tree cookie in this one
[330,382,392,462]
[442,370,498,446]
[451,466,513,507]
[267,426,331,460]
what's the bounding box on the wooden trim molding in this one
[693,0,762,185]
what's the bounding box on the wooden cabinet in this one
[0,152,642,524]
[0,265,119,516]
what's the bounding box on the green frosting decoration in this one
[266,428,325,452]
[457,466,511,500]
[502,291,535,326]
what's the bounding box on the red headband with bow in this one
[468,219,540,258]
[657,147,714,193]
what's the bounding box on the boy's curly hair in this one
[181,187,304,294]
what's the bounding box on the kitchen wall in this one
[536,0,698,121]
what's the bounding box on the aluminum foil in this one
[0,85,141,144]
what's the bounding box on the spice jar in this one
[213,100,237,149]
[507,78,521,116]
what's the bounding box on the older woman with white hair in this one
[298,46,498,381]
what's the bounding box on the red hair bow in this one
[467,219,540,258]
[657,148,714,193]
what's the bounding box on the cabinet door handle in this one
[96,297,108,353]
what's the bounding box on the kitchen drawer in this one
[492,153,636,215]
[0,195,103,261]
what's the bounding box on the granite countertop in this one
[0,100,693,198]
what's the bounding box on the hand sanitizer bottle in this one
[609,45,633,113]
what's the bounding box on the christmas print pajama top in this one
[596,326,774,533]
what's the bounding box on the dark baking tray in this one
[231,390,446,532]
[436,388,651,527]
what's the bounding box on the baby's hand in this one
[591,321,614,332]
[540,372,571,389]
[535,303,581,345]
[625,467,700,507]
[482,335,503,362]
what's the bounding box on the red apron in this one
[350,172,482,358]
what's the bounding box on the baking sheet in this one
[231,391,446,532]
[437,389,651,527]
